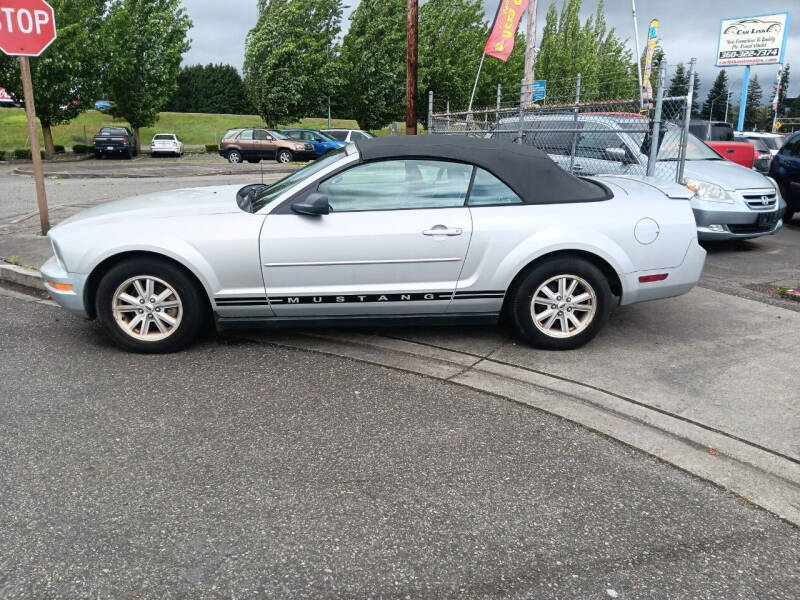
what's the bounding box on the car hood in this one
[55,185,244,228]
[683,159,774,191]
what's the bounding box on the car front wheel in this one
[509,257,612,350]
[277,149,293,163]
[95,258,206,353]
[227,150,242,163]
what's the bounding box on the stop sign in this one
[0,0,57,57]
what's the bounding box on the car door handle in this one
[423,225,462,236]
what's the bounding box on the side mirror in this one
[605,147,628,163]
[292,192,329,216]
[314,137,324,142]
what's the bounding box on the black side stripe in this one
[215,290,506,306]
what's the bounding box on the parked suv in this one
[736,132,785,173]
[219,128,315,164]
[769,132,800,223]
[492,113,782,240]
[92,126,138,159]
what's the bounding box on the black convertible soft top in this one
[354,135,611,204]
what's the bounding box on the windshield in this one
[154,134,174,140]
[268,130,288,140]
[100,127,127,136]
[251,148,348,212]
[761,136,784,150]
[625,125,722,161]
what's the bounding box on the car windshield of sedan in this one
[250,148,348,213]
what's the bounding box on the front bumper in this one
[40,256,91,318]
[692,194,781,241]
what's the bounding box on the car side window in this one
[238,129,254,141]
[326,131,347,141]
[318,160,472,212]
[576,130,628,161]
[350,131,366,141]
[253,129,268,140]
[468,168,523,206]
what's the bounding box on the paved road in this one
[1,294,798,599]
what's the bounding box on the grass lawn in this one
[0,109,366,152]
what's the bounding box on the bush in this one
[205,144,218,152]
[72,144,92,154]
[54,145,65,154]
[14,149,31,159]
[0,150,6,161]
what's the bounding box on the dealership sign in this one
[716,12,790,67]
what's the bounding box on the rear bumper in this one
[40,256,91,318]
[620,239,706,305]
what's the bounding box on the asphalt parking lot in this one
[1,159,799,597]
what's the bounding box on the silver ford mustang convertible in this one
[42,136,706,353]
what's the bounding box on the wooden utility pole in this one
[406,0,418,135]
[19,56,49,234]
[522,0,538,107]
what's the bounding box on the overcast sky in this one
[181,0,799,102]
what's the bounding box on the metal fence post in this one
[646,61,666,177]
[427,90,433,132]
[677,58,696,183]
[446,101,450,133]
[518,78,525,144]
[568,73,582,174]
[496,84,502,126]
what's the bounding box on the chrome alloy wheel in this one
[530,274,597,338]
[111,275,183,341]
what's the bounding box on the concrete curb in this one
[11,164,301,180]
[0,263,44,290]
[231,329,800,526]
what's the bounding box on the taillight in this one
[91,137,97,144]
[639,273,669,283]
[172,141,177,147]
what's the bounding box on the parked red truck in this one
[689,120,754,169]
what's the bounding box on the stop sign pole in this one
[0,0,58,235]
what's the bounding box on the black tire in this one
[125,148,133,159]
[227,149,242,163]
[509,257,613,350]
[277,149,293,164]
[95,257,207,354]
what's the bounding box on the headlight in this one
[293,143,305,151]
[685,179,734,203]
[764,176,782,200]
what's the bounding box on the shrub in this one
[72,144,92,154]
[41,150,45,159]
[14,149,31,159]
[205,144,218,152]
[54,145,65,154]
[0,150,6,161]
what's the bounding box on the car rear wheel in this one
[277,149,293,164]
[509,257,612,350]
[95,258,206,353]
[227,150,242,163]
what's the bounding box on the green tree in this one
[416,0,524,118]
[534,0,636,104]
[773,64,790,118]
[244,0,341,128]
[0,0,105,158]
[665,63,699,118]
[702,70,729,121]
[105,0,192,145]
[338,0,406,130]
[165,64,254,114]
[744,75,763,129]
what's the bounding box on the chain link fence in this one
[428,61,695,185]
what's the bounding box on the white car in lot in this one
[150,133,184,157]
[41,137,705,353]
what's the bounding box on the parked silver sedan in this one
[41,136,705,353]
